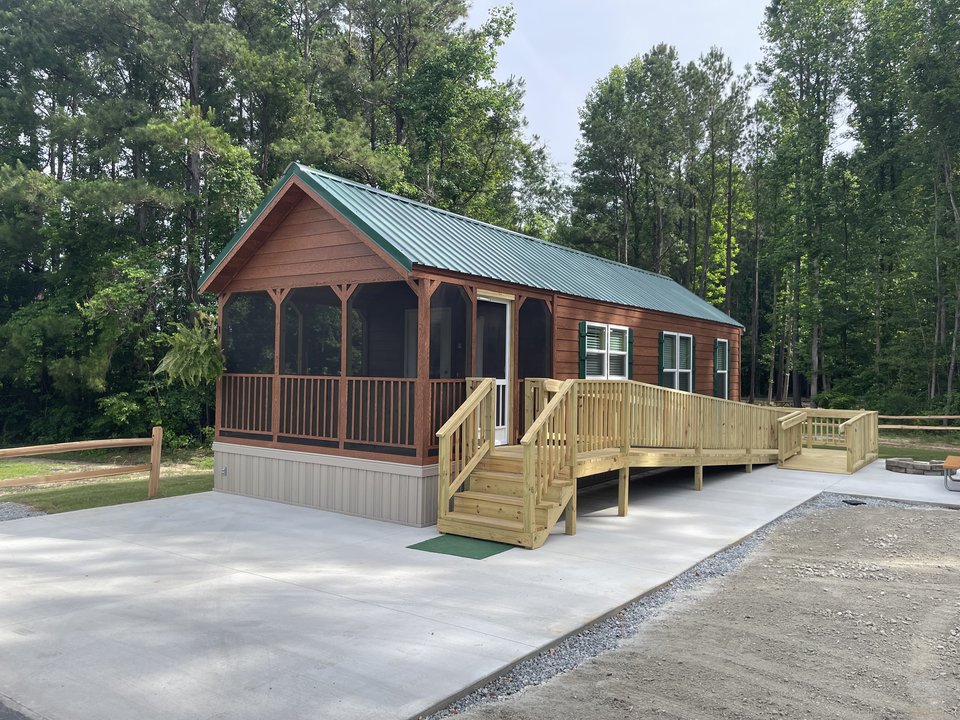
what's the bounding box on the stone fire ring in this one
[885,458,945,476]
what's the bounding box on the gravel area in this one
[426,492,956,719]
[0,502,45,522]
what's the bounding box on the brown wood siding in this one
[553,295,742,401]
[226,196,398,291]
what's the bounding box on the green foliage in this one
[1,0,958,443]
[156,312,225,388]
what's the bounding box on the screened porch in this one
[215,280,552,462]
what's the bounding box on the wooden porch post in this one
[334,284,357,449]
[415,280,428,461]
[215,293,227,440]
[467,286,478,376]
[512,296,524,444]
[414,279,439,461]
[269,288,289,442]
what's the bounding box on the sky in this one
[466,0,770,173]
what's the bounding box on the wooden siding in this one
[226,196,399,292]
[552,295,742,401]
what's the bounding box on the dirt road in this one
[453,505,960,719]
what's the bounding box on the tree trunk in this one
[810,256,820,400]
[622,189,629,265]
[653,204,663,274]
[946,285,960,419]
[185,31,202,306]
[750,222,760,404]
[700,148,717,298]
[768,273,779,404]
[791,254,801,407]
[725,157,734,315]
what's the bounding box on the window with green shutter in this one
[579,321,630,379]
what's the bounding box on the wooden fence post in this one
[147,425,163,498]
[618,381,631,517]
[694,396,704,491]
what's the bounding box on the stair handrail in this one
[778,410,807,464]
[519,379,576,535]
[838,410,878,473]
[436,377,496,521]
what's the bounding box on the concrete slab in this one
[0,459,956,720]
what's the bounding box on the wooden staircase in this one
[437,451,575,548]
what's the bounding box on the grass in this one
[0,446,214,514]
[877,445,954,462]
[0,459,73,481]
[0,471,213,514]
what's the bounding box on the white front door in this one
[476,298,511,445]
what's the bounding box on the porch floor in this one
[779,447,852,474]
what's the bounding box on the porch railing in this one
[802,409,860,447]
[430,379,468,448]
[279,375,339,442]
[220,373,273,436]
[345,377,416,449]
[436,378,496,521]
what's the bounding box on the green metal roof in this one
[201,163,743,328]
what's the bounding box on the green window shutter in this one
[657,330,664,386]
[690,336,696,393]
[578,321,587,379]
[627,328,635,380]
[714,339,722,397]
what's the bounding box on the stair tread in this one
[442,512,528,531]
[472,469,524,480]
[456,490,559,508]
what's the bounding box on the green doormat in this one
[407,534,515,560]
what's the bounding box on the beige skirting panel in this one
[212,442,439,527]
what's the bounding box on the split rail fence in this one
[0,427,164,497]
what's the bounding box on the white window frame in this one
[584,322,630,380]
[661,331,694,392]
[715,338,729,399]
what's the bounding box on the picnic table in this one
[945,455,960,492]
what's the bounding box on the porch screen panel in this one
[220,291,275,437]
[281,286,341,376]
[430,284,472,442]
[223,292,275,374]
[277,287,341,444]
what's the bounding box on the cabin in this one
[202,163,877,544]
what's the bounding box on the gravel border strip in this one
[0,502,44,522]
[424,492,952,719]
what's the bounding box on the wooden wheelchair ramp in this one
[435,379,880,549]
